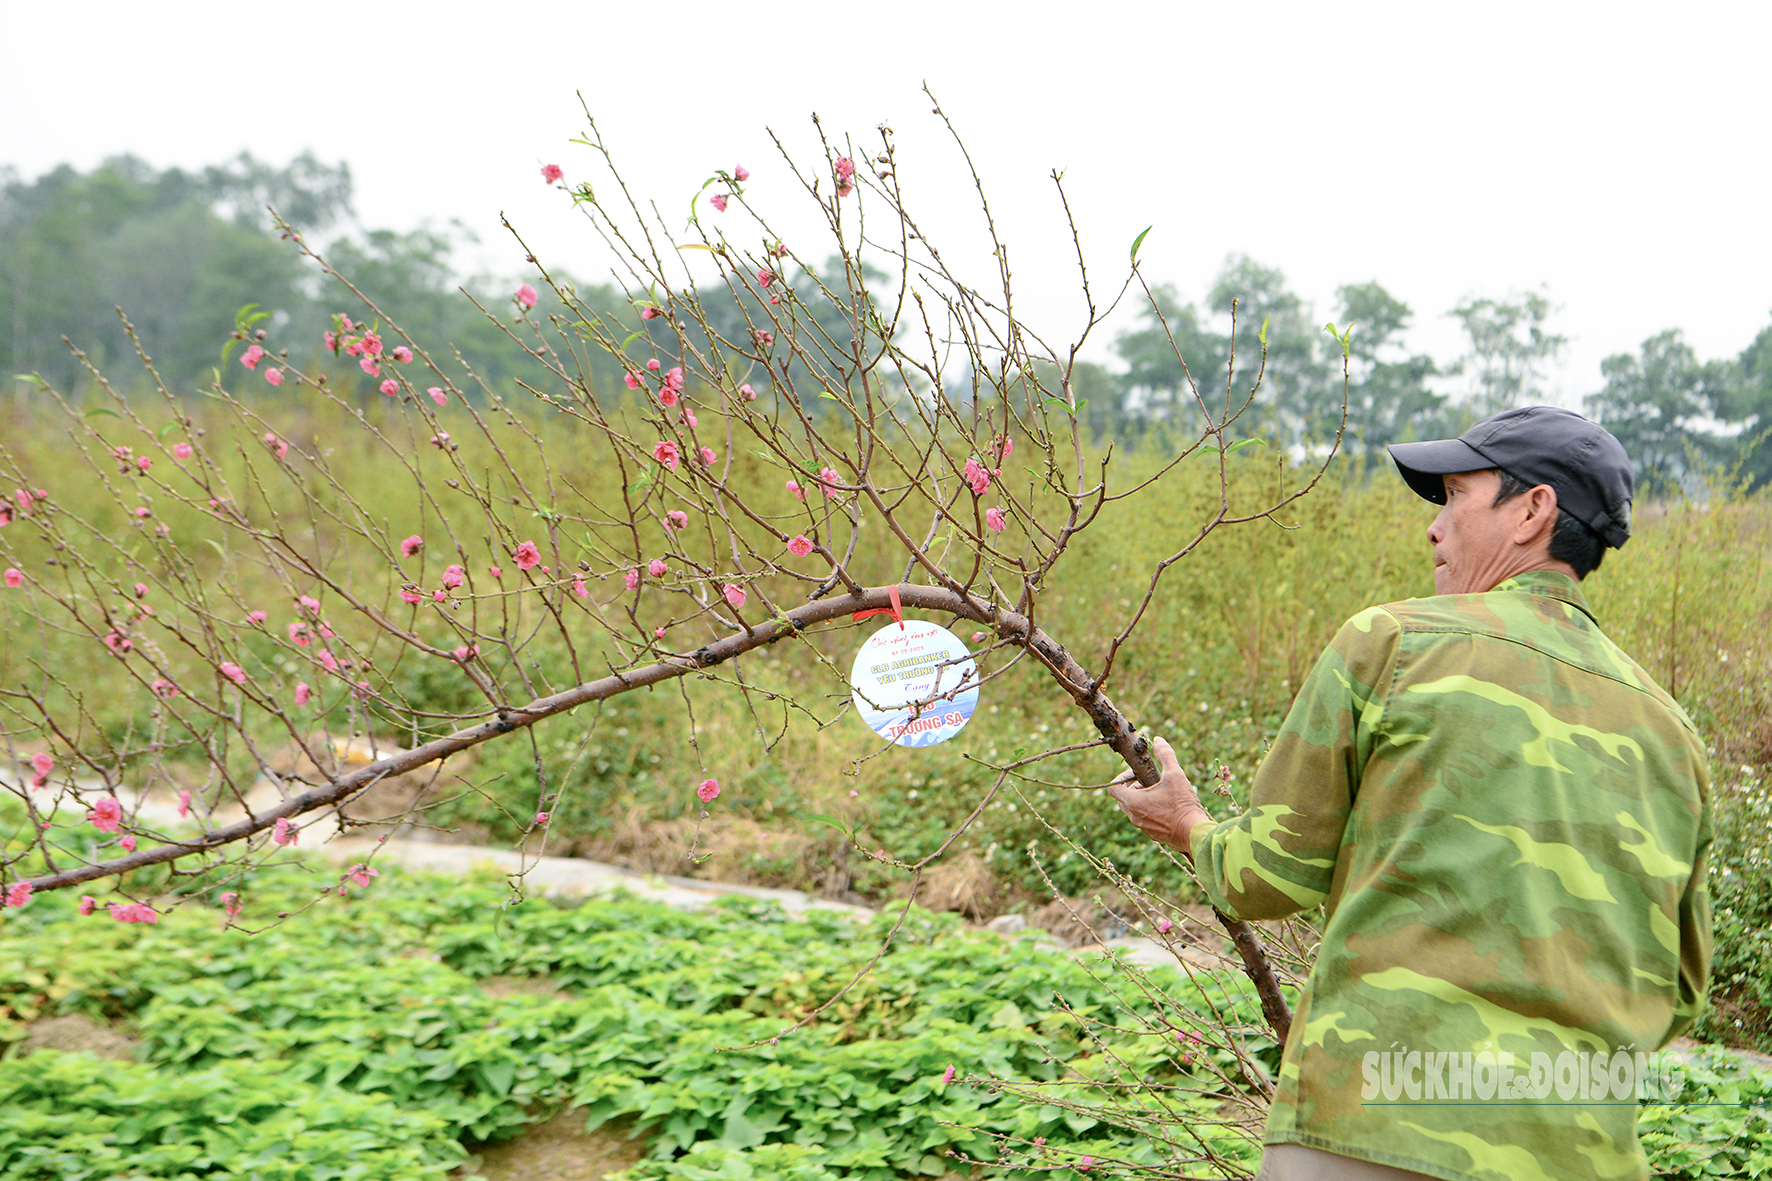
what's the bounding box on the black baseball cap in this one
[1388,406,1634,548]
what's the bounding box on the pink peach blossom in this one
[985,507,1007,533]
[391,346,413,364]
[818,466,841,493]
[264,432,289,460]
[697,777,720,802]
[453,644,479,662]
[172,442,193,459]
[534,811,550,827]
[400,535,424,557]
[273,816,299,846]
[666,510,688,530]
[941,1065,956,1086]
[219,891,241,917]
[623,372,643,390]
[177,789,192,818]
[785,479,804,500]
[734,164,750,182]
[541,163,564,183]
[120,834,137,852]
[646,358,661,371]
[429,386,447,406]
[79,895,97,915]
[240,344,264,369]
[103,631,132,655]
[299,595,321,614]
[709,193,728,213]
[88,797,123,833]
[640,306,662,320]
[739,383,756,400]
[360,357,381,376]
[787,535,814,557]
[399,589,422,605]
[220,662,247,685]
[317,650,339,673]
[441,564,465,589]
[648,558,668,577]
[757,269,776,287]
[652,441,681,470]
[488,565,503,578]
[295,682,312,705]
[514,541,542,570]
[658,387,679,408]
[3,569,21,588]
[30,752,54,782]
[4,881,30,909]
[698,447,716,466]
[323,330,337,350]
[134,507,152,520]
[515,283,539,309]
[109,901,159,924]
[264,367,283,386]
[962,457,990,495]
[362,331,383,356]
[346,864,380,887]
[681,409,697,428]
[432,589,446,602]
[151,678,177,699]
[623,569,639,591]
[380,378,399,397]
[137,455,152,472]
[573,579,590,598]
[723,583,746,609]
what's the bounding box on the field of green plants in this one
[3,861,1771,1180]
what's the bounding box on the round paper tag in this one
[849,620,980,747]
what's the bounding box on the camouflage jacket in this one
[1190,570,1712,1181]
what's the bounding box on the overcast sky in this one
[5,0,1768,406]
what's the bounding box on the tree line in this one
[3,155,1767,495]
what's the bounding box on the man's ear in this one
[1513,484,1560,547]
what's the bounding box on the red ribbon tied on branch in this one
[852,585,905,630]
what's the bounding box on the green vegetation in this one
[0,864,1273,1179]
[2,864,1770,1179]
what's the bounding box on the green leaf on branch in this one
[12,374,47,389]
[83,407,120,420]
[1200,438,1267,457]
[1259,316,1271,349]
[1042,396,1083,418]
[158,423,178,439]
[806,813,852,838]
[1323,320,1358,359]
[1129,226,1152,264]
[819,391,840,401]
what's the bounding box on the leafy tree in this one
[1448,290,1567,416]
[1330,281,1444,462]
[0,155,341,396]
[1715,317,1772,493]
[1585,329,1732,496]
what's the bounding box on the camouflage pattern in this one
[1191,570,1712,1181]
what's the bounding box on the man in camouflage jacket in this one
[1111,406,1712,1181]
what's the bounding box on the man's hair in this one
[1491,469,1607,578]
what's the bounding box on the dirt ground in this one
[455,1110,646,1181]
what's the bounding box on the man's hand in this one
[1108,736,1213,858]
